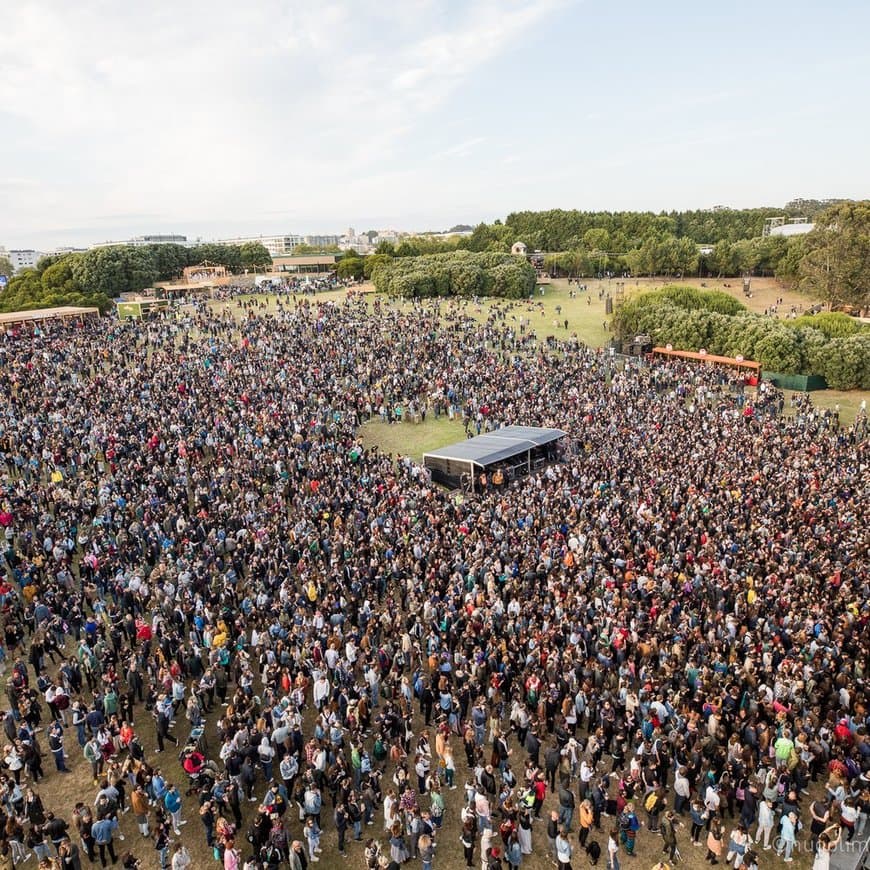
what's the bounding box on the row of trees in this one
[371,251,536,299]
[503,207,789,252]
[0,242,272,312]
[539,234,796,281]
[613,286,870,389]
[371,202,867,308]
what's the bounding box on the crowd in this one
[0,291,866,870]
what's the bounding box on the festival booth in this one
[423,425,567,491]
[116,298,170,320]
[0,306,100,332]
[268,255,338,274]
[652,346,761,385]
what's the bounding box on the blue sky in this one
[1,0,868,248]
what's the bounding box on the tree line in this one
[2,200,866,312]
[0,242,271,313]
[346,200,869,309]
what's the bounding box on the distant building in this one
[130,234,188,246]
[339,237,372,254]
[49,246,88,256]
[92,234,189,249]
[215,234,301,257]
[511,241,528,256]
[763,217,814,238]
[8,249,45,273]
[304,235,341,248]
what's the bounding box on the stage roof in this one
[423,425,566,468]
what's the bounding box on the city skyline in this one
[2,0,869,249]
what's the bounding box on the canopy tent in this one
[0,306,100,327]
[423,425,566,490]
[116,298,170,320]
[652,346,760,371]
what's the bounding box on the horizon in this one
[2,1,869,250]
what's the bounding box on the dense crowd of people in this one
[0,291,866,870]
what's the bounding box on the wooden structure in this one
[0,306,100,327]
[652,346,760,371]
[652,346,760,381]
[182,262,228,282]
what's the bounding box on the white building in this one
[769,221,814,238]
[214,234,302,257]
[91,234,189,249]
[129,234,188,246]
[8,249,45,273]
[304,234,341,248]
[763,217,815,238]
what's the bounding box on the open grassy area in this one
[359,416,466,463]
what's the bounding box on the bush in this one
[613,284,867,387]
[624,285,747,316]
[372,251,536,299]
[816,334,870,389]
[789,311,866,338]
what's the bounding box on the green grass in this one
[359,416,466,463]
[782,388,867,425]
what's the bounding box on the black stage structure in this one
[423,425,567,491]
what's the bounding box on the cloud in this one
[0,0,564,245]
[439,137,487,158]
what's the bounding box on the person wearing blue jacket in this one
[90,816,119,868]
[163,784,186,835]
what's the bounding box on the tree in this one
[775,236,806,285]
[41,259,81,294]
[363,253,392,280]
[291,242,341,255]
[372,251,535,299]
[239,242,272,272]
[0,253,13,278]
[188,244,243,273]
[337,253,364,280]
[394,240,420,258]
[798,201,870,309]
[0,262,111,314]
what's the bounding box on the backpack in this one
[260,845,282,867]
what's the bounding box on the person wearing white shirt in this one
[313,675,330,710]
[755,798,774,849]
[579,759,594,800]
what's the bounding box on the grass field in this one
[359,416,466,462]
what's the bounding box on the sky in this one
[1,0,869,249]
